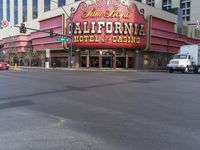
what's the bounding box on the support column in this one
[113,51,116,69]
[45,49,50,69]
[126,54,128,69]
[74,50,80,68]
[86,50,90,68]
[135,50,141,69]
[99,50,102,68]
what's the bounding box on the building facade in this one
[140,0,200,38]
[142,0,199,22]
[0,0,200,69]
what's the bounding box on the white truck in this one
[167,45,200,73]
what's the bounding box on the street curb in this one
[15,66,168,73]
[10,67,23,71]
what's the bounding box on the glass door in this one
[80,51,86,67]
[102,51,113,68]
[116,56,126,68]
[102,56,112,68]
[90,50,99,67]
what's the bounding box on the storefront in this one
[31,15,67,67]
[50,50,68,67]
[80,49,134,68]
[1,35,30,65]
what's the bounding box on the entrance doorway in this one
[116,56,126,68]
[80,49,134,69]
[90,50,99,67]
[90,56,99,67]
[102,51,113,68]
[102,56,112,68]
[80,51,86,67]
[51,57,68,67]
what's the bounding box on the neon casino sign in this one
[66,0,149,49]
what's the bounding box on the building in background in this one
[0,0,200,70]
[142,0,197,22]
[140,0,200,38]
[0,0,68,67]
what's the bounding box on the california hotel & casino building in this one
[0,0,200,70]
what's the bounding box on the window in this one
[162,0,172,10]
[173,54,187,59]
[187,2,190,7]
[23,0,27,22]
[14,0,18,25]
[186,16,190,21]
[0,0,3,28]
[146,0,155,7]
[183,10,186,15]
[7,0,10,22]
[58,0,65,7]
[182,25,188,36]
[195,29,198,38]
[44,0,51,12]
[186,9,190,15]
[33,0,38,19]
[180,0,191,22]
[181,3,185,8]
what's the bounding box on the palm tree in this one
[24,47,35,66]
[3,51,15,65]
[16,52,25,66]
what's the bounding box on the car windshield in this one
[173,54,187,59]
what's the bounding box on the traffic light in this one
[19,23,27,33]
[50,29,54,38]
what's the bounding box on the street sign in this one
[56,37,68,42]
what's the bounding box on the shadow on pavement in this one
[0,100,34,110]
[0,78,159,101]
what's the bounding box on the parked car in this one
[0,62,10,70]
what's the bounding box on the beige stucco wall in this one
[133,0,177,34]
[172,0,180,8]
[0,0,199,40]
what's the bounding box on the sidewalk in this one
[11,66,168,72]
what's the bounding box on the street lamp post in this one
[69,8,74,68]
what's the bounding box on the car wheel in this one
[194,68,198,74]
[182,66,189,73]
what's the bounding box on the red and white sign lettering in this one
[66,1,148,49]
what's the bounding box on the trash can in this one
[52,62,56,68]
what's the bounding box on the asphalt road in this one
[0,69,200,150]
